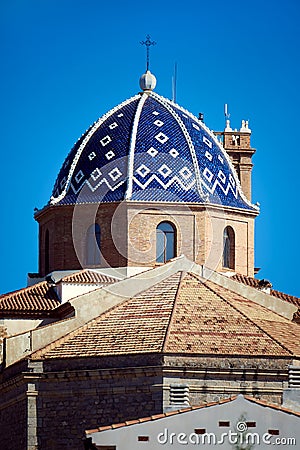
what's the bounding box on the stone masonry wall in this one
[0,380,27,449]
[37,366,163,450]
[0,354,294,450]
[162,356,291,409]
[0,324,8,364]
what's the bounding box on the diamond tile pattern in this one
[51,93,256,209]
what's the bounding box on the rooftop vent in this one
[169,384,190,406]
[288,366,300,388]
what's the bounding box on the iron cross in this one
[140,35,156,71]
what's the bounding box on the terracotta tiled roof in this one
[271,289,300,321]
[0,281,60,317]
[231,273,300,322]
[164,273,298,356]
[31,271,300,360]
[61,269,117,284]
[205,280,300,356]
[231,273,261,288]
[86,395,300,434]
[32,272,182,359]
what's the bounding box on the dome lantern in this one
[139,70,157,91]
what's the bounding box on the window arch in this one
[86,223,101,266]
[156,221,176,263]
[223,226,235,269]
[45,229,49,275]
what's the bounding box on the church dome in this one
[51,84,256,210]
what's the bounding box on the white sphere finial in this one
[139,70,157,91]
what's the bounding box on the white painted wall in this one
[87,395,300,449]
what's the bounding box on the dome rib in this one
[125,93,148,200]
[161,96,258,211]
[50,94,140,205]
[49,89,258,211]
[150,91,206,201]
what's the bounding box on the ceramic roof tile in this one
[61,269,117,284]
[232,273,300,321]
[163,274,294,356]
[32,272,182,359]
[31,272,300,359]
[0,281,60,317]
[231,273,261,288]
[51,93,256,211]
[205,280,300,356]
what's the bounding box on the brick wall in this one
[36,202,256,277]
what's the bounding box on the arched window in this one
[223,226,235,269]
[86,223,101,265]
[45,229,49,275]
[156,221,176,263]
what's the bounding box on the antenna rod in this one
[224,103,230,120]
[172,62,177,103]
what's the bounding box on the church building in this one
[0,66,299,450]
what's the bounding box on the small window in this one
[219,421,230,427]
[156,221,176,263]
[268,430,280,436]
[45,229,50,275]
[86,223,101,265]
[223,226,235,269]
[246,422,256,428]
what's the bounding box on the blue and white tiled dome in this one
[51,75,256,210]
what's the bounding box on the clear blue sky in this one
[1,0,299,296]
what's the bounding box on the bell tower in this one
[214,119,256,201]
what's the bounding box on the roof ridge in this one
[31,271,183,360]
[243,395,300,417]
[233,273,300,302]
[162,271,187,352]
[86,396,238,434]
[127,270,184,300]
[205,280,294,356]
[61,268,118,284]
[31,290,140,360]
[0,280,49,301]
[271,288,300,302]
